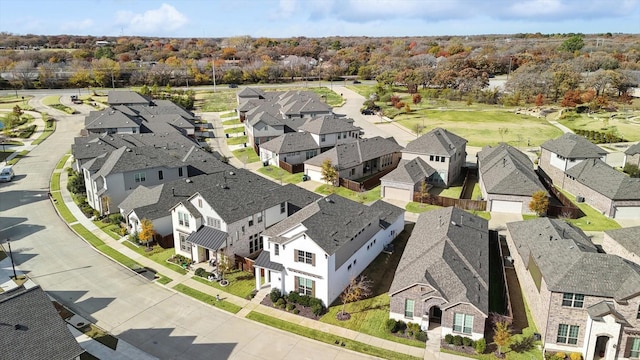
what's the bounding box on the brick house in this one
[389,207,490,341]
[602,226,640,265]
[539,133,607,188]
[624,142,640,168]
[379,158,436,201]
[506,218,640,360]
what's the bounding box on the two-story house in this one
[603,226,640,265]
[623,142,640,168]
[506,218,640,360]
[170,169,320,263]
[389,207,490,340]
[254,194,404,306]
[380,158,436,201]
[401,128,467,187]
[84,108,141,136]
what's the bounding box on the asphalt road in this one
[0,94,375,360]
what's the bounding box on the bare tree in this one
[338,276,372,320]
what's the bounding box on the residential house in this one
[389,207,489,340]
[562,158,640,218]
[254,194,404,306]
[623,142,640,168]
[380,158,436,201]
[506,218,640,360]
[170,169,320,262]
[107,90,151,106]
[478,143,546,214]
[304,136,403,183]
[539,133,607,188]
[401,128,467,187]
[602,226,640,265]
[0,285,85,360]
[84,108,141,136]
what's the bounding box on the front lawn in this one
[257,165,303,184]
[92,219,121,240]
[555,187,621,231]
[224,126,245,134]
[220,112,237,119]
[191,269,256,299]
[196,90,237,112]
[122,243,187,275]
[42,95,75,114]
[558,112,640,142]
[173,284,242,314]
[70,224,142,270]
[226,135,247,145]
[231,147,260,163]
[315,185,382,203]
[222,118,241,125]
[406,202,441,213]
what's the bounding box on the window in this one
[134,172,146,183]
[337,133,341,140]
[179,233,191,253]
[429,155,434,161]
[257,212,263,223]
[248,216,254,227]
[320,134,326,142]
[249,235,263,253]
[351,168,355,176]
[630,338,640,358]
[280,202,286,214]
[296,250,314,265]
[296,276,314,296]
[158,170,163,180]
[206,217,221,229]
[404,299,415,318]
[562,293,584,308]
[178,211,190,227]
[198,198,202,208]
[440,156,445,163]
[274,243,279,256]
[305,149,317,160]
[178,167,183,177]
[556,324,579,345]
[637,304,640,319]
[435,156,440,162]
[453,313,473,335]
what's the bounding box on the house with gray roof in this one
[603,226,640,265]
[623,142,640,168]
[108,90,151,106]
[0,285,84,360]
[380,158,436,201]
[539,133,608,187]
[402,128,467,187]
[304,136,403,185]
[563,158,640,219]
[84,108,141,135]
[506,218,640,360]
[478,143,546,214]
[255,194,404,306]
[170,169,320,262]
[389,207,490,340]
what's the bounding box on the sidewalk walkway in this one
[0,109,46,166]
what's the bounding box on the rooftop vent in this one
[185,178,192,183]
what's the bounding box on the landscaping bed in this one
[262,288,326,319]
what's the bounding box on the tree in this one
[412,93,422,105]
[493,321,511,356]
[217,248,234,283]
[534,94,545,107]
[138,218,156,249]
[321,159,338,186]
[339,276,372,320]
[418,179,429,203]
[559,36,584,53]
[412,123,426,137]
[498,127,509,142]
[529,190,549,216]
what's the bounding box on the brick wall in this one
[602,234,640,264]
[563,174,614,216]
[441,302,486,337]
[540,149,566,186]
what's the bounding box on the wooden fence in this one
[536,169,584,219]
[235,255,255,273]
[339,166,397,192]
[279,160,304,174]
[413,193,487,211]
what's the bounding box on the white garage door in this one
[306,168,323,182]
[614,206,640,219]
[491,200,522,213]
[384,186,411,201]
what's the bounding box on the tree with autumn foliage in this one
[493,321,511,356]
[138,218,156,249]
[529,190,549,216]
[338,276,372,320]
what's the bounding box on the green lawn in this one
[224,126,245,134]
[70,224,142,270]
[42,95,75,114]
[0,95,32,110]
[246,312,421,360]
[232,147,260,163]
[434,186,463,198]
[51,192,76,223]
[556,187,621,231]
[222,118,241,125]
[122,242,188,275]
[51,173,61,191]
[471,183,483,200]
[220,112,237,119]
[315,185,381,203]
[7,150,28,165]
[31,119,56,145]
[92,219,121,240]
[173,284,242,314]
[56,153,70,170]
[405,202,491,219]
[197,91,237,112]
[226,135,247,145]
[558,112,640,141]
[257,165,303,184]
[191,269,256,299]
[156,275,173,285]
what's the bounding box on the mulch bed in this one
[441,341,478,356]
[260,294,322,320]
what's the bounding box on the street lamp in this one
[6,239,17,279]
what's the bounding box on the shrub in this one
[570,353,582,360]
[270,288,282,303]
[311,303,324,316]
[462,337,473,346]
[297,294,311,307]
[510,335,535,353]
[275,298,286,308]
[292,309,299,314]
[287,291,300,304]
[444,334,454,344]
[415,331,427,342]
[308,297,323,308]
[475,338,486,354]
[453,335,463,346]
[109,213,124,223]
[555,352,566,360]
[194,268,206,277]
[385,319,398,333]
[406,322,421,337]
[396,320,406,332]
[286,303,296,311]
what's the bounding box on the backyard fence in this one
[339,166,397,192]
[413,193,487,211]
[536,169,584,219]
[278,160,304,174]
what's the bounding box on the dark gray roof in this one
[508,218,640,300]
[107,90,150,105]
[586,301,626,322]
[297,115,360,135]
[129,100,196,120]
[381,158,436,185]
[85,108,140,130]
[237,87,266,99]
[92,146,186,178]
[565,158,640,200]
[254,250,284,272]
[247,110,284,127]
[541,133,607,158]
[186,225,228,251]
[263,194,403,255]
[304,136,403,169]
[260,132,319,154]
[478,144,545,196]
[118,184,164,217]
[0,286,84,360]
[389,207,489,315]
[604,226,640,256]
[404,128,467,156]
[625,142,640,155]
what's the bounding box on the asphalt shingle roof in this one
[507,218,640,300]
[403,128,467,156]
[565,158,640,200]
[604,226,640,256]
[260,132,319,153]
[541,133,607,158]
[107,90,150,105]
[380,158,436,185]
[478,143,545,196]
[0,286,85,360]
[254,250,284,271]
[389,207,489,314]
[84,108,140,130]
[297,115,360,135]
[304,136,403,169]
[625,142,640,155]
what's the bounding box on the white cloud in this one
[116,3,188,35]
[61,18,94,32]
[277,0,297,18]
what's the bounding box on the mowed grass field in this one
[395,109,563,147]
[558,113,640,141]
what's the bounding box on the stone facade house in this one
[506,218,640,360]
[389,207,490,340]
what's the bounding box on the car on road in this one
[0,166,15,182]
[361,109,374,115]
[352,80,361,84]
[228,83,238,88]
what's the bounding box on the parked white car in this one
[0,166,15,182]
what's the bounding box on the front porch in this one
[253,250,283,291]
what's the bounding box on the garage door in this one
[491,200,522,213]
[614,206,640,219]
[306,168,323,182]
[383,186,411,201]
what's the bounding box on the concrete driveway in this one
[488,212,523,231]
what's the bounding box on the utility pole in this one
[7,239,17,279]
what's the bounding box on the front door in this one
[594,336,609,359]
[430,306,442,324]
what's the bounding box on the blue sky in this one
[0,0,638,38]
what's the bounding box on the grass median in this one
[51,191,76,223]
[173,284,242,314]
[70,224,142,270]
